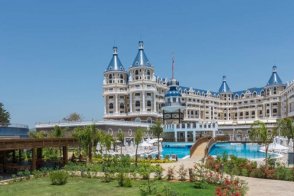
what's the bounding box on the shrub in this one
[117,172,132,187]
[188,168,196,182]
[102,172,113,183]
[177,164,187,181]
[167,166,175,181]
[154,164,163,180]
[194,181,208,189]
[139,180,157,196]
[32,170,44,178]
[241,168,248,177]
[49,170,68,185]
[215,177,248,196]
[161,185,180,196]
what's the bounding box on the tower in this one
[103,46,128,119]
[128,41,158,123]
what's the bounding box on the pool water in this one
[160,142,278,160]
[209,142,278,159]
[161,142,192,159]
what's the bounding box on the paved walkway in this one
[160,158,294,196]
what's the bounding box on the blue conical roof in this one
[266,66,283,86]
[219,76,231,93]
[132,41,151,67]
[106,47,125,72]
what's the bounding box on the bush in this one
[139,180,157,196]
[167,166,175,181]
[194,181,208,189]
[117,172,132,187]
[177,164,187,181]
[161,185,180,196]
[241,168,248,177]
[154,164,163,180]
[49,170,68,185]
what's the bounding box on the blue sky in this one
[1,0,294,128]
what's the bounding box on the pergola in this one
[0,138,79,171]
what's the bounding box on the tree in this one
[51,125,64,138]
[51,125,65,157]
[28,130,47,139]
[63,113,82,122]
[104,134,113,155]
[117,132,125,155]
[249,120,277,167]
[72,125,97,162]
[134,128,144,166]
[277,118,294,152]
[150,120,163,159]
[0,103,10,126]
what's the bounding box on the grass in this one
[0,177,216,196]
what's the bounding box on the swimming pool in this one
[161,142,192,159]
[160,142,279,160]
[209,142,278,159]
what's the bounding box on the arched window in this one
[135,101,140,107]
[252,92,257,97]
[147,117,152,123]
[109,74,112,83]
[135,117,141,122]
[109,103,113,109]
[147,100,151,107]
[108,128,113,135]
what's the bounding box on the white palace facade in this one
[103,41,294,142]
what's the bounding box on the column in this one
[184,131,188,142]
[104,96,107,115]
[18,150,22,162]
[153,93,156,112]
[130,93,133,113]
[32,148,37,171]
[212,130,216,138]
[12,150,16,163]
[63,146,68,165]
[37,148,43,169]
[115,94,118,114]
[142,92,146,112]
[269,103,272,118]
[193,130,196,142]
[174,130,178,142]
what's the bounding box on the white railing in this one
[0,123,29,129]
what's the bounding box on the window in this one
[120,103,124,109]
[135,101,140,107]
[109,103,113,109]
[147,100,151,107]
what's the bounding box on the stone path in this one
[160,158,294,196]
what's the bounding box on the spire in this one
[266,65,283,86]
[105,46,125,72]
[132,41,151,67]
[172,56,175,80]
[218,75,231,93]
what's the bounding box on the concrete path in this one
[160,158,294,196]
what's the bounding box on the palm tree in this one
[150,120,163,159]
[104,134,113,155]
[117,132,125,155]
[249,120,277,167]
[277,118,294,152]
[134,128,144,166]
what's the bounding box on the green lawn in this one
[0,177,216,196]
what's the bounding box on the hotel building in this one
[103,41,294,142]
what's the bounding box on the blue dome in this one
[165,86,182,97]
[105,47,125,72]
[266,66,283,87]
[132,41,151,67]
[219,76,231,93]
